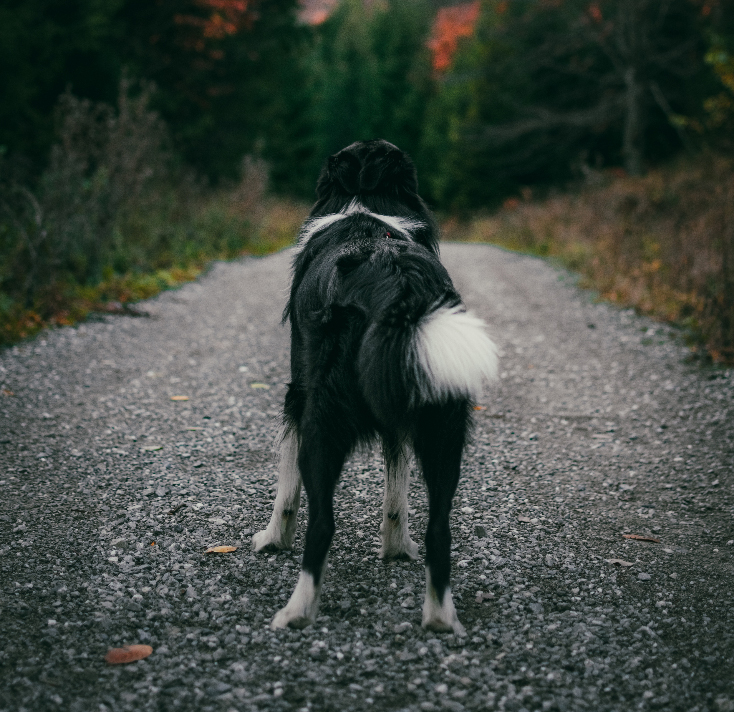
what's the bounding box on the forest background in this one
[1,0,733,362]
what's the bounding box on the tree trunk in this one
[622,66,644,176]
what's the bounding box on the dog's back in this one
[253,140,498,635]
[287,140,497,432]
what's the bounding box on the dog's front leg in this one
[380,442,419,560]
[253,430,301,552]
[271,425,345,629]
[271,559,327,630]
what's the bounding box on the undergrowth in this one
[443,155,734,366]
[0,82,308,347]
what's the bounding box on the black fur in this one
[284,140,472,607]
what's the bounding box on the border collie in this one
[252,140,498,635]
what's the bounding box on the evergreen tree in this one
[422,0,717,210]
[306,0,433,189]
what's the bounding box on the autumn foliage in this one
[174,0,257,53]
[427,1,480,72]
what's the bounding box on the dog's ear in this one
[359,144,418,195]
[317,151,361,197]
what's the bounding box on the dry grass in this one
[443,155,734,364]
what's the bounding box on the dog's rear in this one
[252,140,498,634]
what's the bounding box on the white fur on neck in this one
[297,198,424,248]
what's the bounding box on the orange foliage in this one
[588,3,603,22]
[175,0,256,44]
[427,1,480,72]
[299,0,340,25]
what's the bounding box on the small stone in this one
[394,621,412,633]
[474,524,487,538]
[637,573,651,581]
[435,683,448,695]
[205,680,231,696]
[401,596,415,609]
[111,537,129,550]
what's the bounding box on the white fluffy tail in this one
[414,305,499,401]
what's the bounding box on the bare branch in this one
[478,98,623,144]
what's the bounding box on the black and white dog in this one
[252,140,498,635]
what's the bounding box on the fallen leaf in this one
[141,445,163,452]
[205,545,237,554]
[1,389,14,397]
[104,644,153,665]
[250,382,270,389]
[606,558,633,567]
[623,534,660,543]
[517,516,532,523]
[473,405,486,411]
[170,395,189,401]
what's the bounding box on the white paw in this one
[380,536,419,561]
[252,528,287,553]
[270,571,320,630]
[271,605,314,630]
[422,569,465,636]
[422,610,466,637]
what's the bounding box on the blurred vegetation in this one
[443,154,734,363]
[1,0,733,359]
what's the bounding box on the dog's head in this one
[315,139,419,204]
[308,139,438,253]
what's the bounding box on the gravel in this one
[1,243,733,712]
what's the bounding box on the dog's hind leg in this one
[253,429,301,553]
[380,437,419,561]
[271,425,347,629]
[413,399,471,636]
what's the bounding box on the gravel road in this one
[1,243,733,712]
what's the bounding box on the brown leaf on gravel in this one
[623,534,660,543]
[104,644,153,665]
[473,405,486,411]
[205,545,237,554]
[170,395,189,401]
[1,389,14,397]
[606,558,633,567]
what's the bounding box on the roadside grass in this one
[442,155,734,365]
[0,81,310,349]
[0,195,308,346]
